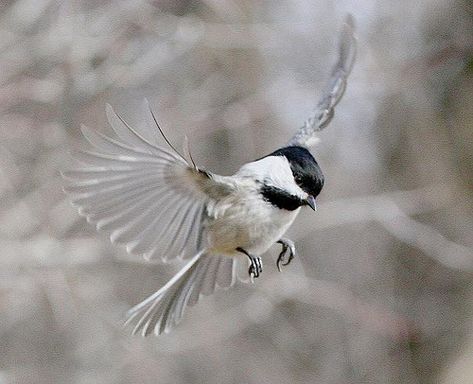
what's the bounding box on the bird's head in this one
[269,146,324,211]
[239,146,324,211]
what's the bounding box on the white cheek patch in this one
[237,156,306,198]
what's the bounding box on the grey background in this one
[0,1,472,383]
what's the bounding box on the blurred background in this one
[1,0,472,383]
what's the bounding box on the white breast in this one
[206,156,304,256]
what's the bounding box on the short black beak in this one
[305,195,317,211]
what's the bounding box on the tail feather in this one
[125,250,236,336]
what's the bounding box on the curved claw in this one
[277,250,294,271]
[276,239,296,272]
[248,256,263,281]
[277,262,282,273]
[277,250,285,272]
[237,247,263,280]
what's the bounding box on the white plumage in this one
[62,16,356,336]
[63,103,304,335]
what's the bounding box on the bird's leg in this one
[276,238,296,272]
[236,247,262,281]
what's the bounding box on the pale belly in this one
[206,193,300,256]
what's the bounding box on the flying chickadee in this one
[62,16,356,336]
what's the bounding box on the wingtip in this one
[339,14,357,74]
[344,14,355,30]
[341,14,356,46]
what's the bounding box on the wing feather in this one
[63,104,232,262]
[106,103,165,154]
[288,15,356,147]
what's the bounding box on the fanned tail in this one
[125,250,236,336]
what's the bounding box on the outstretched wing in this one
[62,103,232,262]
[288,15,356,147]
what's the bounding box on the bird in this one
[62,16,356,336]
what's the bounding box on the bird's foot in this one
[248,255,263,280]
[236,247,263,281]
[276,238,296,272]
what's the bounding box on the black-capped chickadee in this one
[62,16,356,336]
